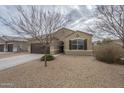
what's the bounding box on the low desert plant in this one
[94,43,124,64]
[41,54,55,61]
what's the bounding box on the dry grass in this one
[0,55,124,88]
[0,52,29,59]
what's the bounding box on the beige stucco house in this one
[29,28,93,55]
[0,28,93,55]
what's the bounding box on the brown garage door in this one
[0,44,4,52]
[31,43,50,54]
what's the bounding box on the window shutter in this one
[69,40,72,50]
[84,39,87,50]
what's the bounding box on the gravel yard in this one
[0,55,124,88]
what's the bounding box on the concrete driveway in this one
[0,54,42,71]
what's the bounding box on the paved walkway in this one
[0,54,42,71]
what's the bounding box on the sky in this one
[0,5,109,42]
[0,5,95,35]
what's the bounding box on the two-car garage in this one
[31,43,50,54]
[0,43,50,54]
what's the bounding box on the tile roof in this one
[0,36,28,42]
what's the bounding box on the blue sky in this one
[0,5,94,36]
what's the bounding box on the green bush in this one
[41,54,55,61]
[94,43,124,64]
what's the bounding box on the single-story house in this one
[111,39,123,47]
[93,39,123,47]
[29,28,93,56]
[0,28,93,55]
[0,36,28,52]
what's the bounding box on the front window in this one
[70,39,84,50]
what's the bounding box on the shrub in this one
[94,43,124,64]
[41,54,54,61]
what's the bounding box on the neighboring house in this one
[112,39,123,46]
[93,39,123,47]
[29,28,93,55]
[0,36,28,52]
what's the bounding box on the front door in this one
[59,41,64,53]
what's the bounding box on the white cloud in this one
[86,5,93,10]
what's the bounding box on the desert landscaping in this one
[0,5,124,88]
[0,55,123,88]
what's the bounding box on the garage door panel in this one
[31,43,50,54]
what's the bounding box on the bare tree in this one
[0,6,71,67]
[88,5,124,48]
